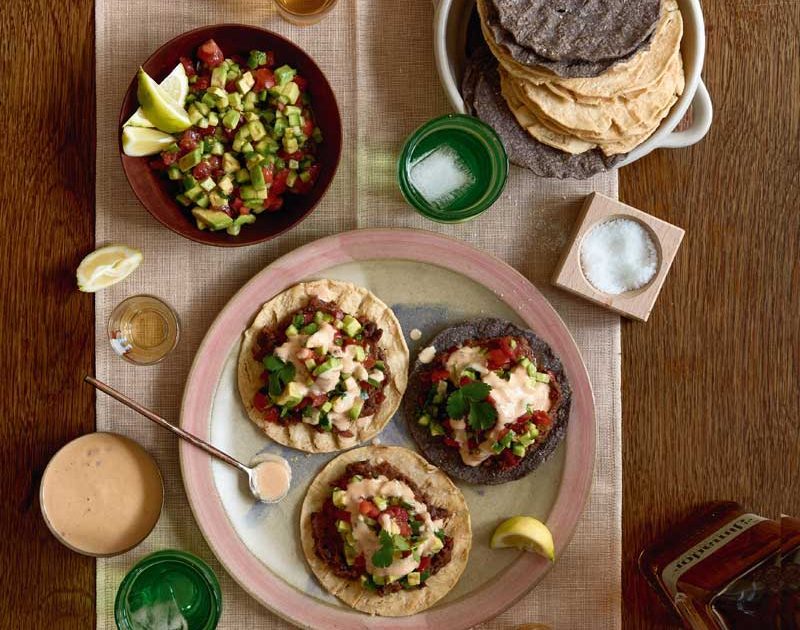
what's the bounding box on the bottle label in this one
[661,513,766,597]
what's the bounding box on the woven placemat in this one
[95,1,621,627]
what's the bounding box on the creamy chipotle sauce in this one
[250,454,292,503]
[40,432,163,556]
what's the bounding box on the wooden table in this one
[1,1,797,628]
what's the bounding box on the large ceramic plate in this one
[180,229,595,629]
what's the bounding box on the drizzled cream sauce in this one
[250,454,291,503]
[40,433,163,556]
[342,475,443,578]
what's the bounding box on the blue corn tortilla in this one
[404,318,571,485]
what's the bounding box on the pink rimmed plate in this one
[179,228,595,629]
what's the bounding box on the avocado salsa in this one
[310,460,453,593]
[251,297,391,437]
[149,39,323,236]
[416,335,561,472]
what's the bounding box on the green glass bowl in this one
[115,550,222,630]
[397,114,508,223]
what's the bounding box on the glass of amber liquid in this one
[108,295,180,366]
[273,0,339,25]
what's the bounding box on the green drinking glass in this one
[115,550,222,630]
[397,114,509,223]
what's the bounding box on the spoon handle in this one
[85,376,249,475]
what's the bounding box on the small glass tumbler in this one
[272,0,339,25]
[115,550,222,630]
[108,295,180,366]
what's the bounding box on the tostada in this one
[405,318,571,484]
[238,280,408,452]
[300,445,471,616]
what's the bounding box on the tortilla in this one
[237,280,408,453]
[486,0,684,101]
[477,0,655,78]
[299,445,472,616]
[463,48,623,179]
[491,0,661,64]
[404,318,571,485]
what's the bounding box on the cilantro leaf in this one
[446,390,467,419]
[263,354,286,372]
[371,530,395,568]
[266,357,296,399]
[460,381,491,401]
[393,535,411,551]
[468,400,497,431]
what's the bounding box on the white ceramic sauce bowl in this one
[433,0,713,168]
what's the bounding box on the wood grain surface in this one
[0,1,797,629]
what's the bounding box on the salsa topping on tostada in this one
[250,296,391,437]
[310,460,453,593]
[416,334,561,471]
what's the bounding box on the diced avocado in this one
[344,544,358,567]
[200,91,217,109]
[178,147,203,172]
[209,190,227,208]
[321,401,333,413]
[342,315,362,337]
[312,127,323,143]
[313,357,342,376]
[222,109,241,130]
[276,381,305,407]
[517,433,534,448]
[221,152,240,174]
[218,175,234,195]
[209,139,224,155]
[191,208,233,231]
[198,116,211,129]
[417,413,431,427]
[247,49,267,69]
[511,444,527,457]
[167,165,182,180]
[429,422,445,437]
[373,496,388,511]
[406,572,421,587]
[313,310,332,325]
[243,91,258,111]
[228,92,243,110]
[286,171,298,188]
[352,346,366,362]
[234,168,250,184]
[372,574,385,586]
[283,135,299,154]
[491,441,505,454]
[284,105,302,116]
[211,66,228,88]
[234,214,257,228]
[245,152,264,169]
[244,111,259,123]
[275,65,296,86]
[240,185,267,201]
[499,430,515,448]
[285,324,299,337]
[194,194,210,209]
[255,137,280,155]
[349,398,364,420]
[184,185,204,202]
[533,372,550,383]
[332,490,348,509]
[175,193,191,207]
[527,425,540,439]
[273,117,287,137]
[304,358,317,371]
[281,81,301,104]
[207,86,226,100]
[199,177,216,192]
[236,71,255,94]
[195,101,210,116]
[182,175,198,190]
[243,198,265,211]
[249,165,266,190]
[288,159,300,170]
[430,535,444,553]
[301,322,318,335]
[287,112,302,127]
[187,103,204,125]
[226,222,242,237]
[248,120,267,141]
[242,141,254,153]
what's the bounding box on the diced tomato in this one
[262,407,280,424]
[398,521,411,537]
[443,437,460,449]
[279,149,304,162]
[499,449,521,469]
[197,39,224,68]
[192,161,211,180]
[498,337,518,358]
[231,197,244,211]
[486,349,510,370]
[263,195,284,212]
[179,129,200,151]
[359,500,380,519]
[430,369,450,383]
[191,75,210,91]
[262,164,274,184]
[271,168,290,195]
[353,554,366,572]
[179,56,197,77]
[337,429,354,438]
[160,150,177,166]
[207,155,221,170]
[291,164,320,194]
[293,75,308,91]
[302,116,315,137]
[253,391,269,411]
[148,158,166,171]
[418,556,431,572]
[383,506,409,522]
[310,394,328,407]
[253,68,276,92]
[297,348,314,360]
[363,356,376,369]
[533,410,552,430]
[459,375,473,386]
[197,125,217,137]
[225,80,237,93]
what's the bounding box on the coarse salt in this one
[580,218,658,295]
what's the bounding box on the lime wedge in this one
[76,245,143,293]
[490,516,555,561]
[136,67,191,133]
[124,64,189,128]
[122,127,176,157]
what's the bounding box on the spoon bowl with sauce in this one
[85,376,292,504]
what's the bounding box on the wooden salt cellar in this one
[552,192,685,322]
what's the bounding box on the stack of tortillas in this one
[463,0,685,179]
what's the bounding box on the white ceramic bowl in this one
[433,0,712,168]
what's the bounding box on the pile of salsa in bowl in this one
[119,25,342,247]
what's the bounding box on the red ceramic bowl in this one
[119,24,342,247]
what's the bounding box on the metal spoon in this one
[84,376,290,503]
